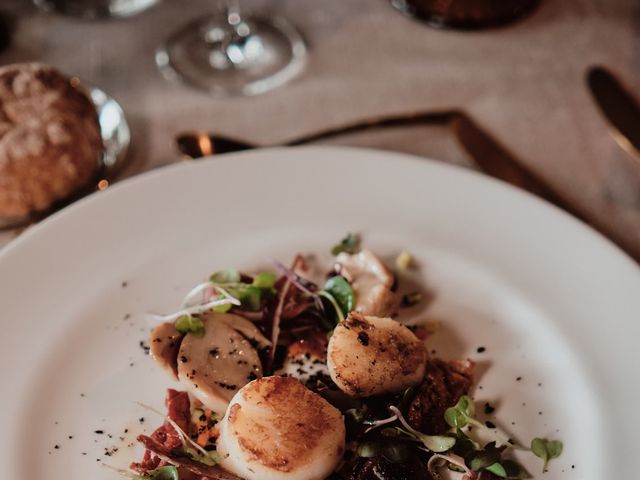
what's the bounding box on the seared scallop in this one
[335,250,399,317]
[217,376,345,480]
[327,312,427,397]
[177,313,263,415]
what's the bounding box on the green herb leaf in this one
[486,462,508,477]
[444,407,468,429]
[331,233,361,256]
[182,444,221,466]
[502,459,532,479]
[469,449,501,471]
[531,438,563,472]
[212,294,232,313]
[210,269,241,284]
[356,441,380,458]
[252,272,277,289]
[444,395,475,428]
[419,434,456,453]
[324,276,354,317]
[134,466,180,480]
[320,291,345,324]
[174,314,204,337]
[237,285,263,311]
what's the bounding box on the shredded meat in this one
[407,358,475,434]
[130,389,191,474]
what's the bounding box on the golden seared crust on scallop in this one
[327,312,427,397]
[217,376,345,480]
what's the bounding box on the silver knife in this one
[587,66,640,163]
[451,112,585,218]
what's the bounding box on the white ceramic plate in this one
[1,146,638,479]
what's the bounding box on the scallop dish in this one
[127,234,563,480]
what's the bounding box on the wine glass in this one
[33,0,159,19]
[155,1,306,97]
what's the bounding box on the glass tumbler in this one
[390,0,540,29]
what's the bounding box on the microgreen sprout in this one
[149,296,240,323]
[174,314,204,337]
[531,437,563,472]
[271,259,317,296]
[331,233,361,256]
[444,396,517,449]
[137,466,180,480]
[356,441,380,458]
[363,412,398,434]
[208,269,277,312]
[323,275,354,317]
[388,406,456,453]
[252,272,277,289]
[319,291,345,323]
[209,269,241,284]
[427,452,471,478]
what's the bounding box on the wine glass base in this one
[33,0,159,19]
[156,14,307,97]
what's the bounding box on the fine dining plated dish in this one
[0,146,638,479]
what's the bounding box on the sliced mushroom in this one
[149,322,185,380]
[335,250,400,317]
[202,312,271,350]
[177,313,263,415]
[327,312,427,397]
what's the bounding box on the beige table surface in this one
[1,0,639,261]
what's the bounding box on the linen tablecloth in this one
[1,0,639,259]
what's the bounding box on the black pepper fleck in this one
[357,331,369,346]
[516,376,522,381]
[94,430,104,435]
[54,445,60,449]
[121,281,128,288]
[485,421,496,429]
[477,346,486,353]
[484,402,495,414]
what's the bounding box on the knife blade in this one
[587,66,640,162]
[451,112,586,220]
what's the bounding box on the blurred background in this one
[0,0,639,257]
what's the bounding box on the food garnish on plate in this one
[129,234,562,480]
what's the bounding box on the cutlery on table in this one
[176,110,582,217]
[587,66,640,164]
